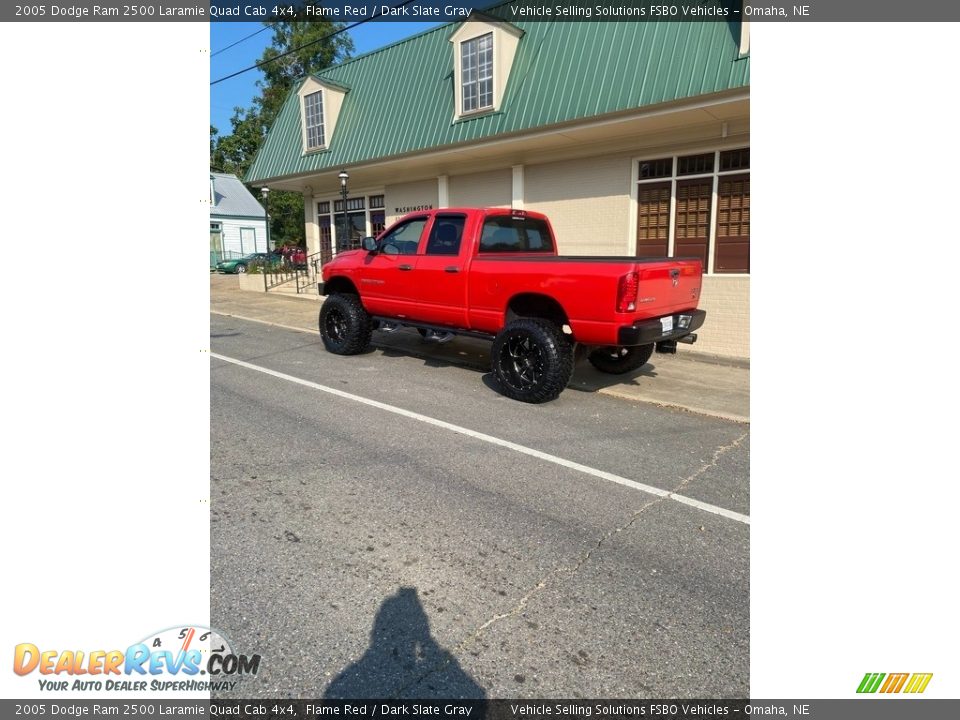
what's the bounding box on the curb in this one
[596,386,750,424]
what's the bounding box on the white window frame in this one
[303,90,325,150]
[449,17,522,121]
[629,144,750,276]
[315,190,386,248]
[297,77,347,155]
[460,32,494,115]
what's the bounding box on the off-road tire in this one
[587,344,654,374]
[491,319,574,403]
[319,293,373,355]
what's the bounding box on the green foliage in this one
[257,19,353,123]
[211,7,354,245]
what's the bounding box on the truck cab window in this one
[479,216,555,253]
[425,216,466,255]
[379,218,427,255]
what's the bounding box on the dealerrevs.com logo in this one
[13,626,261,693]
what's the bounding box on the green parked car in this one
[215,253,273,274]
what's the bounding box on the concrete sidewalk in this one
[210,275,749,422]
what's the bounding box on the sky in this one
[210,21,442,135]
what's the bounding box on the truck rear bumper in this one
[617,309,706,346]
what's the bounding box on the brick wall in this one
[524,154,632,255]
[448,168,511,208]
[681,275,749,359]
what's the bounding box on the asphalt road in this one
[210,314,749,699]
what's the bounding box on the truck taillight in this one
[617,272,639,313]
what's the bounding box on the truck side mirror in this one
[361,236,377,252]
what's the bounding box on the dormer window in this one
[461,33,493,114]
[450,15,523,120]
[297,76,349,154]
[304,91,325,149]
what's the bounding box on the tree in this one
[211,9,354,246]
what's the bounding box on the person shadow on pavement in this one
[324,587,487,704]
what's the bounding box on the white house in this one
[210,172,269,263]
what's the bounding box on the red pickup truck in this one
[319,208,705,403]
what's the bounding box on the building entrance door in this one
[674,178,711,268]
[715,173,749,273]
[636,181,670,257]
[319,216,332,264]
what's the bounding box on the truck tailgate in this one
[632,259,702,319]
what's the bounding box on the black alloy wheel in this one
[491,319,573,403]
[318,293,373,355]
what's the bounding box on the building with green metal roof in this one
[210,172,269,266]
[248,9,750,358]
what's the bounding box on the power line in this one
[211,26,271,58]
[209,0,421,87]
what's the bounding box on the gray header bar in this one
[5,1,960,23]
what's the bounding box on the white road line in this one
[211,352,750,526]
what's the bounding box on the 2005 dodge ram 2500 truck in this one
[319,208,705,403]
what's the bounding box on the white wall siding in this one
[219,218,267,255]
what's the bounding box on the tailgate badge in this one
[670,269,680,287]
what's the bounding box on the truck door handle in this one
[398,264,414,271]
[669,269,680,279]
[444,266,459,273]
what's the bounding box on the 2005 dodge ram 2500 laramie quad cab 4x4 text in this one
[319,208,705,403]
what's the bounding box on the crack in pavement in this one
[389,430,749,697]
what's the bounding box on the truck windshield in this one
[479,216,554,253]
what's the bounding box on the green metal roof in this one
[246,14,749,184]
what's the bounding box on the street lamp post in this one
[338,169,349,251]
[260,186,271,253]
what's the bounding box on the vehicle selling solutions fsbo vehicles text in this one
[509,4,733,18]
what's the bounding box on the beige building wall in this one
[524,154,632,255]
[384,178,439,224]
[448,168,512,208]
[682,276,749,359]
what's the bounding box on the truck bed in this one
[467,255,703,345]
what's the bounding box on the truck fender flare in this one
[504,292,570,331]
[323,276,360,296]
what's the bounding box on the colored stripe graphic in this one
[903,673,933,694]
[857,672,933,694]
[857,673,885,693]
[880,673,909,693]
